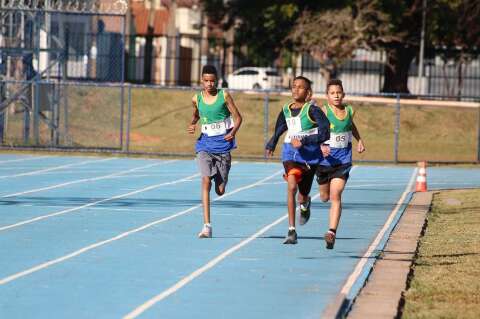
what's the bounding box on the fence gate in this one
[0,0,127,150]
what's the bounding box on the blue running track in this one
[0,154,479,319]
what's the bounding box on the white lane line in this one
[347,182,412,188]
[123,166,356,318]
[16,205,160,213]
[0,156,49,164]
[0,157,115,179]
[2,160,177,198]
[0,169,195,233]
[339,168,417,296]
[123,192,319,319]
[0,170,282,285]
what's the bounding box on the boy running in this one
[188,65,243,238]
[265,76,330,244]
[315,79,365,249]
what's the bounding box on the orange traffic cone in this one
[415,161,427,192]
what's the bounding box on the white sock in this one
[289,226,296,231]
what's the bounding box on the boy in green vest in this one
[265,76,330,244]
[315,79,365,249]
[188,65,243,238]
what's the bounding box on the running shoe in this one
[283,229,298,244]
[324,231,336,249]
[198,224,212,238]
[298,196,311,226]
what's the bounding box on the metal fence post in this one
[33,80,40,145]
[126,84,132,153]
[263,92,270,159]
[477,105,480,163]
[0,82,4,143]
[23,97,30,144]
[394,94,401,163]
[119,84,125,150]
[120,15,126,151]
[33,13,41,145]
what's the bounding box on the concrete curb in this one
[346,191,433,318]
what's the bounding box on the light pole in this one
[418,0,427,78]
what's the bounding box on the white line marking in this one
[0,157,114,179]
[0,156,49,164]
[2,160,177,198]
[123,192,319,319]
[0,170,282,285]
[21,205,161,214]
[347,182,411,188]
[0,169,194,233]
[339,168,417,295]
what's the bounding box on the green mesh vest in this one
[325,104,353,148]
[282,102,317,143]
[197,89,231,124]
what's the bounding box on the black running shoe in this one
[324,231,336,249]
[283,229,298,244]
[298,197,311,226]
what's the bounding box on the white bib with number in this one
[327,131,352,148]
[201,117,234,136]
[284,117,318,143]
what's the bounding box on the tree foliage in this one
[201,0,479,94]
[288,1,394,82]
[201,1,331,66]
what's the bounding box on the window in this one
[266,70,279,76]
[236,70,258,75]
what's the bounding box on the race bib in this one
[328,132,352,148]
[284,127,318,143]
[285,117,302,134]
[201,117,234,136]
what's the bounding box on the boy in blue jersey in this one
[188,65,243,238]
[315,79,365,249]
[265,76,330,244]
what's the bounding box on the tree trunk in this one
[143,28,153,84]
[382,45,416,94]
[457,60,463,100]
[319,64,337,88]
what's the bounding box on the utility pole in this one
[167,0,177,86]
[418,0,427,78]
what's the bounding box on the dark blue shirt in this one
[265,104,330,151]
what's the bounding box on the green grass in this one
[401,189,480,319]
[3,87,479,162]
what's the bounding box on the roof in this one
[130,2,170,36]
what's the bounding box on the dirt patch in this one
[129,132,162,143]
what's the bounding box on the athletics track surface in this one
[0,154,479,319]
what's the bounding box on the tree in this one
[288,1,393,84]
[202,0,478,95]
[428,0,480,97]
[201,1,327,67]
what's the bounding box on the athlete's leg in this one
[215,183,225,195]
[297,167,315,226]
[214,153,231,196]
[201,176,212,224]
[319,183,330,202]
[316,166,330,202]
[327,177,347,231]
[283,174,299,244]
[286,174,298,228]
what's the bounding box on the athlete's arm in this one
[188,95,200,134]
[223,91,243,141]
[352,120,365,153]
[265,111,288,156]
[302,105,330,145]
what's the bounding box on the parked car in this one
[225,67,282,90]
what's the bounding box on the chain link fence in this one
[1,81,479,164]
